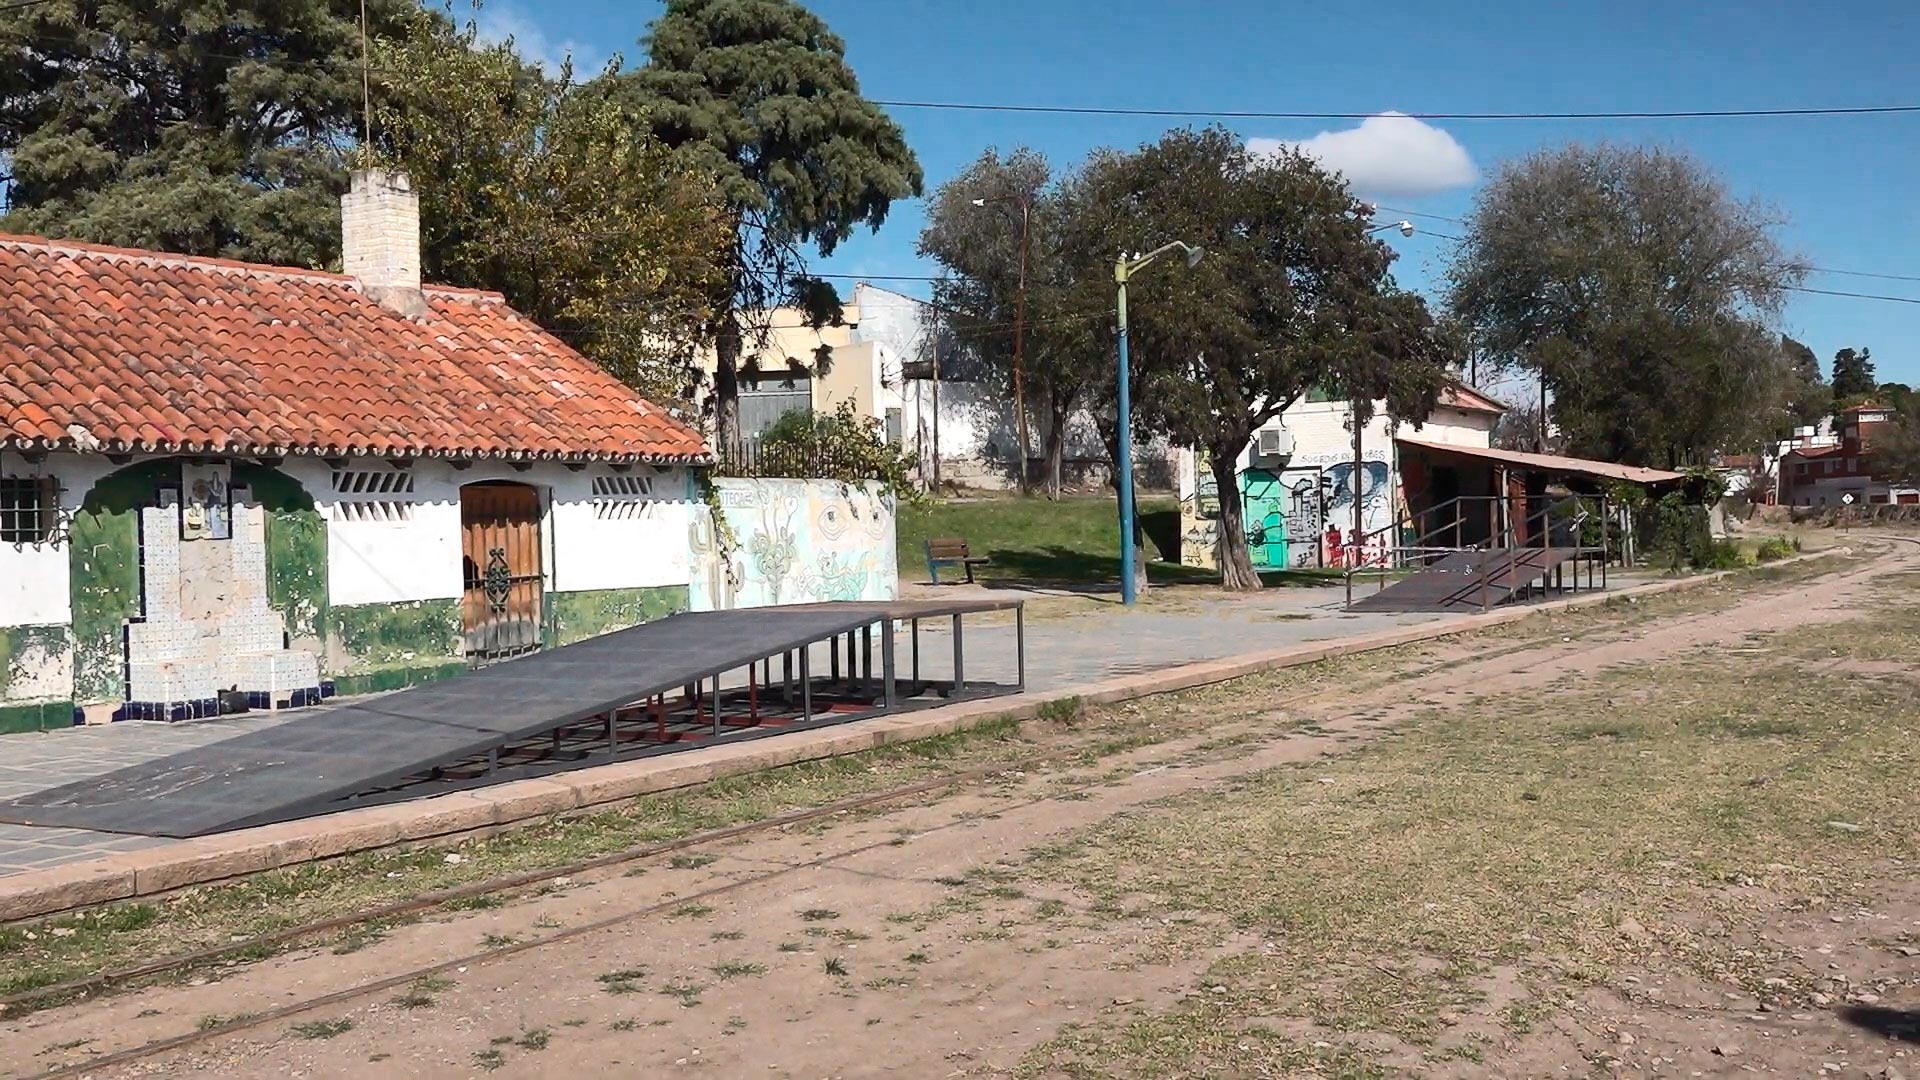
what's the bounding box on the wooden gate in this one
[460,481,544,663]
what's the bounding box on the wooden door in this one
[460,481,544,662]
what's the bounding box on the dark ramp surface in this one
[0,603,1004,838]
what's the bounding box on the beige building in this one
[695,303,905,444]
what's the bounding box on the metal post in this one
[1015,603,1026,692]
[800,649,812,721]
[861,624,872,696]
[712,673,721,736]
[830,634,840,683]
[911,617,921,688]
[606,709,616,755]
[782,651,793,705]
[952,613,965,693]
[881,620,897,711]
[1116,268,1139,606]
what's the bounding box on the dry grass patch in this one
[1018,597,1919,1077]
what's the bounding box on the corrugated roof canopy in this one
[1397,438,1687,486]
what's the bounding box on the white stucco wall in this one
[283,458,698,607]
[0,451,122,629]
[547,468,693,593]
[0,542,69,627]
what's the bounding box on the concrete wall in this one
[690,478,898,611]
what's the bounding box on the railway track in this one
[11,540,1903,1078]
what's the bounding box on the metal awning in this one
[1396,438,1687,486]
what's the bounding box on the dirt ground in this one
[6,540,1919,1079]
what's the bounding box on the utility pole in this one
[972,194,1034,494]
[1012,198,1032,494]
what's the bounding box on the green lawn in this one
[894,494,1342,588]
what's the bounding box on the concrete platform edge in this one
[0,554,1839,923]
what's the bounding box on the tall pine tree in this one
[1,0,418,266]
[622,0,922,456]
[1830,347,1877,400]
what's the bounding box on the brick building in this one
[1776,403,1919,507]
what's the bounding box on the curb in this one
[0,552,1842,923]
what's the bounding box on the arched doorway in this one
[460,481,544,662]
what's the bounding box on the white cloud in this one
[1249,112,1476,198]
[473,2,615,78]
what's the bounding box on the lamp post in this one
[972,194,1035,493]
[1114,241,1204,606]
[1345,220,1416,567]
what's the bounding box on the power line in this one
[0,0,56,11]
[8,25,1920,125]
[1378,206,1920,282]
[1787,284,1920,305]
[871,99,1920,122]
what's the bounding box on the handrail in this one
[1340,492,1612,608]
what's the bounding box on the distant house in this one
[1177,382,1506,571]
[1777,403,1918,506]
[0,169,713,732]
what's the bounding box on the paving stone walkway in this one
[0,579,1570,876]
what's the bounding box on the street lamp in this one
[1114,241,1204,606]
[1343,219,1415,568]
[972,194,1035,493]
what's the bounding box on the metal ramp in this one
[0,599,1023,838]
[1348,547,1583,613]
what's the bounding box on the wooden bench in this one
[925,537,990,584]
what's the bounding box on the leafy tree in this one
[1877,412,1920,487]
[1,0,418,266]
[622,0,922,455]
[1447,144,1804,468]
[1830,346,1876,403]
[369,15,730,405]
[918,148,1110,496]
[1878,381,1916,420]
[1779,335,1832,429]
[1492,402,1558,453]
[1073,129,1453,590]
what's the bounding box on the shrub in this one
[748,401,923,505]
[1753,536,1798,562]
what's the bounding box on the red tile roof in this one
[0,232,708,463]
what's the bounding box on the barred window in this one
[0,475,57,544]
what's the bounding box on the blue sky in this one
[475,0,1920,389]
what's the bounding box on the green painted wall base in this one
[331,659,470,699]
[549,586,688,646]
[0,700,76,735]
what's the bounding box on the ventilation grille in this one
[331,501,415,523]
[592,475,654,498]
[592,473,658,521]
[330,470,416,496]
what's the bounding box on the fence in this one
[713,438,876,481]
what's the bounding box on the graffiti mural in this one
[689,479,898,611]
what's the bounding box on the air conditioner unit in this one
[1253,424,1293,461]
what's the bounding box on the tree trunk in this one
[1043,386,1068,499]
[1210,447,1261,591]
[712,311,743,461]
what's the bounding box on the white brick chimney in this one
[341,168,427,317]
